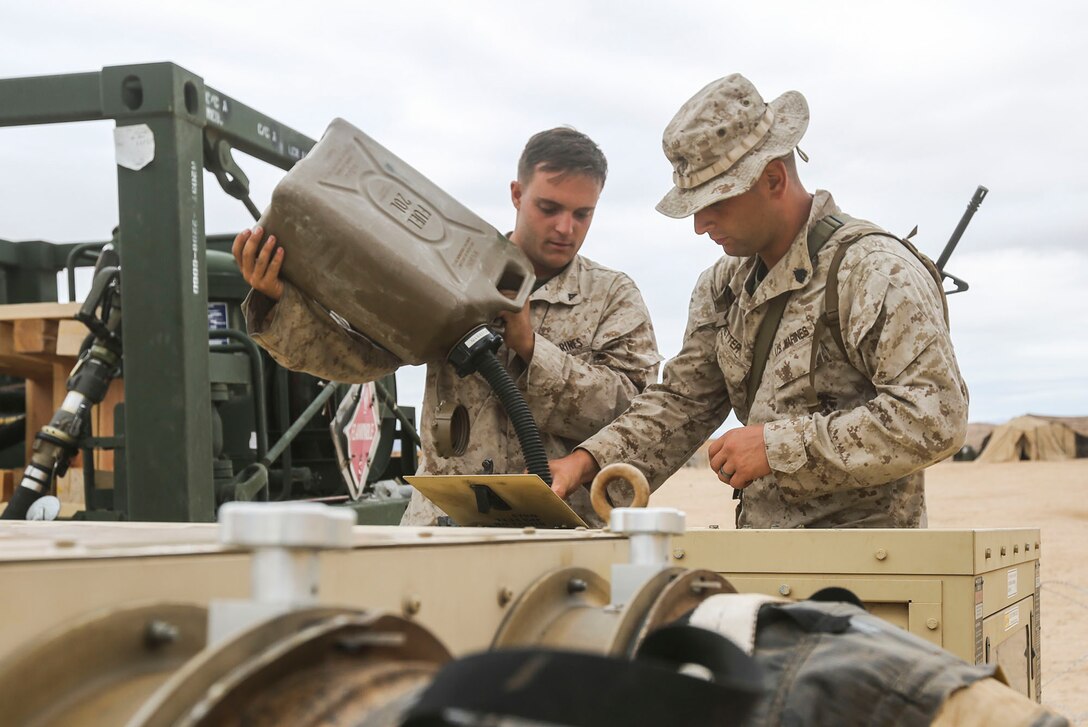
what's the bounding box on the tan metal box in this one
[0,524,1043,704]
[673,528,1042,700]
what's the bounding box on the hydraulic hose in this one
[1,485,43,521]
[473,349,552,486]
[2,256,122,521]
[1,352,114,520]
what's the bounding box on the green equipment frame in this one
[0,62,329,521]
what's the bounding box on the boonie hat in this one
[657,74,809,218]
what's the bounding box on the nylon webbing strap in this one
[806,215,875,412]
[805,236,858,412]
[745,294,788,409]
[803,215,950,413]
[402,642,762,727]
[744,214,845,411]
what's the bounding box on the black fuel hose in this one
[448,326,553,485]
[474,350,552,485]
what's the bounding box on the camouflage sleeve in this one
[579,267,732,489]
[763,247,969,490]
[242,281,403,383]
[524,275,662,442]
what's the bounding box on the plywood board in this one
[0,470,14,501]
[13,319,59,355]
[0,322,52,378]
[0,302,82,321]
[23,376,53,465]
[406,474,588,529]
[56,467,85,508]
[55,320,88,357]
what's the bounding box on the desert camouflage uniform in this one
[244,254,661,527]
[581,190,968,528]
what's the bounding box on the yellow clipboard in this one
[405,474,588,528]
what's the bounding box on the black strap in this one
[636,624,764,691]
[745,294,789,409]
[402,643,762,727]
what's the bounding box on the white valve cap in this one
[609,507,685,535]
[218,502,354,549]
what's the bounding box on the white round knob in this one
[218,502,354,549]
[609,507,685,536]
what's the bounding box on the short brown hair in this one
[517,127,607,186]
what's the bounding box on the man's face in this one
[692,182,774,258]
[510,166,602,279]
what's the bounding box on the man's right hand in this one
[548,448,601,500]
[232,226,285,301]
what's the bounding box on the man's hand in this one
[707,424,771,490]
[232,226,284,301]
[497,294,534,363]
[548,448,600,500]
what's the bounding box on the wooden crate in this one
[0,302,123,508]
[0,469,15,502]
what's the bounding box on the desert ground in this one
[652,459,1088,724]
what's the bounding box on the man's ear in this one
[762,159,788,199]
[510,180,523,210]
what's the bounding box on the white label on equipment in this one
[60,391,84,414]
[1004,605,1020,631]
[208,302,229,345]
[190,161,200,295]
[464,328,490,348]
[1007,568,1018,599]
[975,603,984,621]
[113,124,155,170]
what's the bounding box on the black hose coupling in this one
[446,325,552,485]
[448,326,503,378]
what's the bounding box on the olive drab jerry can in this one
[258,117,535,365]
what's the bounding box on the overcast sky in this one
[2,0,1085,427]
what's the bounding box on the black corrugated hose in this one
[474,350,552,485]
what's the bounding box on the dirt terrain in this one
[652,459,1088,724]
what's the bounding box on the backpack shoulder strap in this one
[804,214,950,413]
[820,228,865,358]
[745,215,845,411]
[804,214,880,412]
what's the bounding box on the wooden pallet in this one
[0,302,123,505]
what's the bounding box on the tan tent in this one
[964,422,996,452]
[976,415,1078,463]
[1029,415,1088,457]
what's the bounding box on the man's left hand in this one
[707,424,771,490]
[498,296,534,363]
[547,449,600,501]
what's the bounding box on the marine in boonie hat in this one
[657,74,809,219]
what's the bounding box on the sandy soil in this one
[652,459,1088,724]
